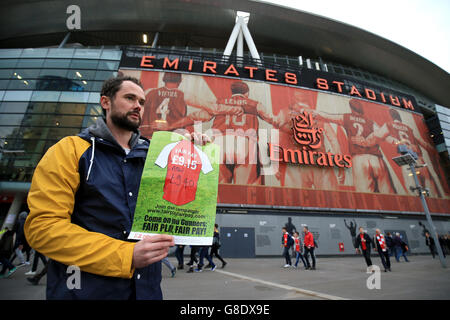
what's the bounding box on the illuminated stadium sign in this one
[120,49,418,112]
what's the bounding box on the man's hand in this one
[132,234,175,269]
[184,132,213,145]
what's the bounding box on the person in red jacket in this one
[303,226,316,270]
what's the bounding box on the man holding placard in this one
[25,75,212,300]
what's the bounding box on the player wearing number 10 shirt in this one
[140,72,187,137]
[314,99,396,194]
[155,139,213,206]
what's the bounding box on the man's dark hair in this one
[100,75,143,116]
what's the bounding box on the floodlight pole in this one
[408,161,446,268]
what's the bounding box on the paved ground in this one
[0,254,449,300]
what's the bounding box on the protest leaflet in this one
[128,131,220,245]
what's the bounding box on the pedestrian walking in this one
[393,233,409,262]
[425,232,437,258]
[281,227,294,267]
[25,250,48,276]
[303,226,316,270]
[0,227,17,278]
[24,75,210,299]
[161,257,176,278]
[373,229,391,272]
[10,211,32,267]
[385,232,395,257]
[186,245,199,267]
[175,245,185,270]
[293,232,307,269]
[195,246,216,272]
[209,224,227,268]
[354,227,373,268]
[26,258,49,285]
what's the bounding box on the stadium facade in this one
[1,0,449,256]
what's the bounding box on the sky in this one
[262,0,450,74]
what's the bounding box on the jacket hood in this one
[79,117,149,149]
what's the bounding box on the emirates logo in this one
[292,111,324,149]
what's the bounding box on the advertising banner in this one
[119,68,450,214]
[128,131,220,245]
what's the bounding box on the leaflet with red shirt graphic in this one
[155,139,213,206]
[129,131,220,245]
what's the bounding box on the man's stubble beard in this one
[109,101,142,132]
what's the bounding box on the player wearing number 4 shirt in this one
[140,72,187,137]
[314,99,396,194]
[155,139,213,206]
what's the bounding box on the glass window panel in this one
[67,69,96,80]
[57,102,87,115]
[73,49,101,60]
[0,113,26,127]
[16,59,44,68]
[69,79,93,91]
[90,81,104,92]
[59,91,89,103]
[0,59,18,68]
[42,59,71,68]
[100,50,122,60]
[0,49,23,58]
[70,59,99,69]
[88,92,100,104]
[97,60,119,71]
[13,69,40,79]
[0,80,10,90]
[21,48,49,58]
[47,48,74,58]
[0,69,14,78]
[94,70,116,81]
[0,101,29,113]
[7,79,36,90]
[0,91,5,101]
[35,77,80,91]
[31,91,61,102]
[3,90,32,101]
[39,69,68,78]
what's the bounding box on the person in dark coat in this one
[0,227,17,278]
[393,233,409,262]
[373,229,391,272]
[281,227,294,267]
[354,227,373,268]
[385,232,395,257]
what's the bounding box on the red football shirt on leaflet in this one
[155,139,213,206]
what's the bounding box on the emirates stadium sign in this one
[119,47,419,112]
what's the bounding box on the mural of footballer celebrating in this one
[313,98,396,194]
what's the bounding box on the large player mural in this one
[119,69,450,214]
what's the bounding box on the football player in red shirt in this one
[140,72,187,138]
[385,108,444,197]
[313,99,396,194]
